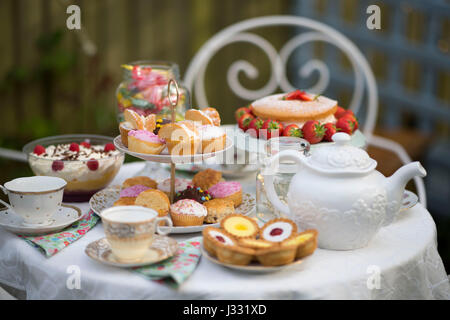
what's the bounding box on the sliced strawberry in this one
[33,145,46,155]
[336,117,355,135]
[104,143,116,152]
[87,159,99,171]
[51,160,64,172]
[302,120,325,144]
[69,143,80,152]
[247,118,265,138]
[80,141,91,148]
[261,119,284,140]
[235,107,251,122]
[282,124,303,138]
[334,106,347,118]
[238,113,254,131]
[323,123,338,142]
[283,89,313,101]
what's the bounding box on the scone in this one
[122,176,157,189]
[192,169,222,191]
[157,120,200,156]
[128,130,166,155]
[204,198,235,224]
[259,218,298,243]
[202,226,236,256]
[208,181,242,207]
[220,214,259,239]
[185,107,221,126]
[170,199,207,226]
[135,189,170,217]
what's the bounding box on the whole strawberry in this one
[235,107,251,122]
[238,113,254,131]
[282,124,303,138]
[247,118,265,138]
[336,117,355,135]
[261,119,283,140]
[334,106,347,118]
[340,111,359,130]
[323,123,338,142]
[302,120,325,144]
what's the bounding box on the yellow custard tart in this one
[220,214,259,239]
[254,243,298,266]
[282,229,318,259]
[238,238,276,250]
[259,218,298,243]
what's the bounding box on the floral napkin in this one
[133,236,202,288]
[18,210,99,257]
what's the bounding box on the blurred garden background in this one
[0,0,449,271]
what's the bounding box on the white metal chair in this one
[183,15,427,207]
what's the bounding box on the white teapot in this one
[263,132,427,250]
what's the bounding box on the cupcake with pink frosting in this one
[208,181,242,207]
[127,130,166,155]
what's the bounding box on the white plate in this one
[0,204,83,236]
[114,135,234,164]
[201,246,303,273]
[89,185,256,234]
[85,235,178,268]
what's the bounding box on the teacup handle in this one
[155,216,173,235]
[0,185,7,195]
[0,199,11,210]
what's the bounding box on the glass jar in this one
[116,60,189,122]
[256,137,310,221]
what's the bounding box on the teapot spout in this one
[387,161,427,194]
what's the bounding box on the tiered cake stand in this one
[113,79,233,204]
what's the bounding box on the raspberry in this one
[33,145,46,155]
[80,141,91,148]
[215,235,225,243]
[69,143,80,152]
[52,160,64,171]
[270,228,283,236]
[87,159,99,171]
[104,143,115,152]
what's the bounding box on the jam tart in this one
[259,218,298,243]
[202,226,236,256]
[254,243,298,266]
[238,238,276,250]
[220,214,259,239]
[282,229,318,259]
[216,243,255,266]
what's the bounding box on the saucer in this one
[0,204,83,236]
[85,235,178,268]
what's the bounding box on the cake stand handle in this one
[168,79,179,203]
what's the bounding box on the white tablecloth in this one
[0,162,449,300]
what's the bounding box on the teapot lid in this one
[304,132,376,174]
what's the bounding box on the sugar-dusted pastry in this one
[124,108,144,130]
[143,113,156,132]
[174,186,212,204]
[157,178,193,197]
[208,181,242,207]
[128,130,166,155]
[238,238,276,250]
[185,107,221,127]
[119,121,134,147]
[119,184,151,198]
[192,169,222,191]
[220,214,259,239]
[198,125,226,153]
[259,218,298,243]
[204,198,235,224]
[122,176,157,189]
[254,243,297,266]
[113,197,136,206]
[282,229,318,259]
[170,199,207,226]
[135,189,170,217]
[202,226,237,256]
[157,120,200,156]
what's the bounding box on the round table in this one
[0,162,449,300]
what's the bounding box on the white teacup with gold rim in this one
[0,176,67,226]
[100,206,173,263]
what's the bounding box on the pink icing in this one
[119,185,150,198]
[128,130,165,144]
[208,181,242,198]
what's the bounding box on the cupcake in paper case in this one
[170,199,207,226]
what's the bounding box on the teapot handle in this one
[262,150,304,216]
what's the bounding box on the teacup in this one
[0,176,67,226]
[100,206,173,263]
